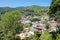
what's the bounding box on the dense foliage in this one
[0,10,23,40]
[0,5,49,15]
[29,18,40,22]
[48,0,60,21]
[48,0,60,40]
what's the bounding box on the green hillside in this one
[0,5,49,15]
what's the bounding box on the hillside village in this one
[0,0,60,40]
[0,6,51,40]
[17,14,59,40]
[0,7,60,40]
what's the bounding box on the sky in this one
[0,0,51,7]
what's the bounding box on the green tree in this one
[56,34,60,40]
[0,10,23,40]
[29,18,40,22]
[48,0,60,19]
[40,31,52,40]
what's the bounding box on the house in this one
[49,17,58,32]
[24,28,34,37]
[38,21,46,27]
[16,32,25,40]
[24,20,31,26]
[31,21,39,28]
[25,30,34,37]
[18,20,31,26]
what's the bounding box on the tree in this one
[48,0,60,20]
[48,1,60,40]
[0,10,23,40]
[56,34,60,40]
[29,18,40,22]
[40,31,52,40]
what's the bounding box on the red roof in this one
[50,19,56,23]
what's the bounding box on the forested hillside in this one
[0,5,49,21]
[0,5,49,15]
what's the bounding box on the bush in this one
[24,31,41,40]
[29,18,40,22]
[40,30,52,40]
[56,34,60,40]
